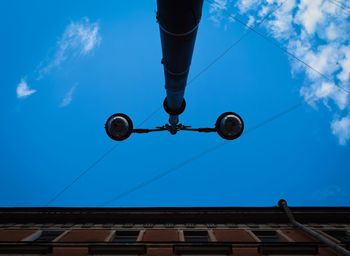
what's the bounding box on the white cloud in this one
[16,18,100,104]
[236,0,262,14]
[303,44,340,80]
[209,0,350,145]
[315,81,333,99]
[209,0,229,26]
[247,15,255,27]
[301,81,348,110]
[265,0,297,40]
[16,79,36,98]
[210,0,228,13]
[59,86,77,108]
[294,0,324,35]
[338,46,350,83]
[38,18,101,79]
[331,114,350,145]
[325,22,338,41]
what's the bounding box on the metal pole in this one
[157,0,204,124]
[278,199,350,256]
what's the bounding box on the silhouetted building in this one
[0,203,350,255]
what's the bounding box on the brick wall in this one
[0,228,346,256]
[0,230,36,242]
[142,230,180,242]
[281,229,319,242]
[58,230,111,242]
[213,229,257,242]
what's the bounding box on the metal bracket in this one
[133,123,217,135]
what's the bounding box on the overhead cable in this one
[205,0,350,94]
[99,99,308,207]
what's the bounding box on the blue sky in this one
[1,0,349,208]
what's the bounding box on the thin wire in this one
[46,1,286,207]
[328,0,350,13]
[45,144,120,206]
[45,108,162,206]
[99,0,350,206]
[246,101,307,133]
[205,0,350,95]
[98,140,228,207]
[100,74,349,206]
[99,99,308,207]
[187,0,286,85]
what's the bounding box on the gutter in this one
[278,199,350,256]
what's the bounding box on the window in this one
[34,230,64,242]
[184,231,209,242]
[253,231,285,243]
[113,231,139,242]
[324,230,350,243]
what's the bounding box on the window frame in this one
[23,230,67,242]
[111,230,141,243]
[183,230,210,243]
[322,230,350,243]
[252,230,289,243]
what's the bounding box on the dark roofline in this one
[0,207,350,224]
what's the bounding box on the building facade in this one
[0,204,349,256]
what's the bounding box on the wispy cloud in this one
[38,17,101,79]
[331,114,350,145]
[209,0,350,145]
[59,85,77,108]
[209,0,232,27]
[16,78,36,98]
[16,18,100,101]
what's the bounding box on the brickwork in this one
[0,229,36,242]
[281,229,319,242]
[58,230,111,242]
[213,229,257,242]
[142,230,180,242]
[0,207,349,256]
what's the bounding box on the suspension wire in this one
[98,140,228,207]
[44,113,159,206]
[99,73,348,206]
[100,61,349,207]
[45,144,121,206]
[45,2,284,207]
[99,0,350,206]
[46,104,167,206]
[98,98,309,207]
[188,0,287,85]
[206,0,350,94]
[328,0,350,13]
[96,3,289,207]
